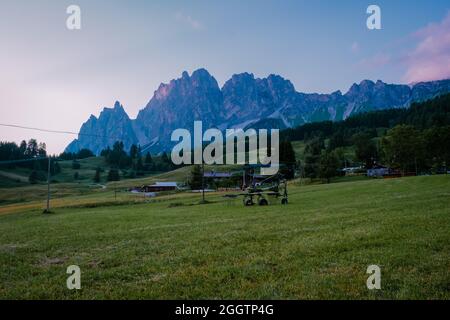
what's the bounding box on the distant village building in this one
[367,165,390,177]
[342,166,364,176]
[137,182,178,192]
[203,171,233,180]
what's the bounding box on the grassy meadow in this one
[0,174,449,299]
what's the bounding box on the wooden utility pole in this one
[201,161,205,203]
[415,156,418,176]
[45,157,51,213]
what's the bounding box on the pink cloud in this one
[403,12,450,83]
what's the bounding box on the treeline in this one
[0,139,60,183]
[0,139,47,162]
[61,142,176,182]
[283,93,450,181]
[99,142,176,181]
[59,149,95,160]
[0,138,177,184]
[281,93,450,142]
[66,142,178,182]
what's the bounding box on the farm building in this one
[138,182,178,192]
[203,171,233,180]
[367,165,390,177]
[342,166,364,176]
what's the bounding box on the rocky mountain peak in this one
[113,101,122,109]
[191,68,211,79]
[66,68,450,154]
[264,74,295,93]
[190,68,219,89]
[227,72,255,84]
[346,80,374,97]
[331,90,342,97]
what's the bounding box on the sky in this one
[1,0,449,154]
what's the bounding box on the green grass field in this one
[0,175,448,299]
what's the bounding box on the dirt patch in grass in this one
[87,260,104,268]
[0,243,28,253]
[66,200,143,209]
[168,202,196,208]
[39,256,69,267]
[151,273,167,282]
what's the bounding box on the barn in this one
[140,182,178,192]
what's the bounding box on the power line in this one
[0,122,155,156]
[0,123,79,135]
[0,123,148,213]
[0,123,120,140]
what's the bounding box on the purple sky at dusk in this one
[1,0,449,154]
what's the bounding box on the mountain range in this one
[66,68,450,154]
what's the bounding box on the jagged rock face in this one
[410,80,450,102]
[134,68,224,151]
[222,73,318,128]
[343,80,411,115]
[66,69,450,154]
[222,73,294,128]
[66,101,138,154]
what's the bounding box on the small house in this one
[140,182,178,192]
[203,171,233,180]
[367,165,390,177]
[342,166,364,176]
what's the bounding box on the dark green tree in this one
[304,137,324,178]
[29,171,39,184]
[279,140,297,179]
[381,125,425,175]
[129,144,139,160]
[25,139,39,157]
[328,130,348,149]
[100,146,111,158]
[189,165,203,190]
[93,167,101,183]
[107,168,120,181]
[136,157,144,175]
[161,151,170,163]
[145,152,153,164]
[50,160,61,175]
[19,140,27,156]
[77,148,94,159]
[38,142,47,157]
[319,150,340,183]
[423,126,450,172]
[353,133,378,168]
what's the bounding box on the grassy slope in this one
[0,175,448,299]
[291,140,356,164]
[0,157,106,189]
[56,157,108,183]
[0,161,245,213]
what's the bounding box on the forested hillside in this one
[281,93,450,180]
